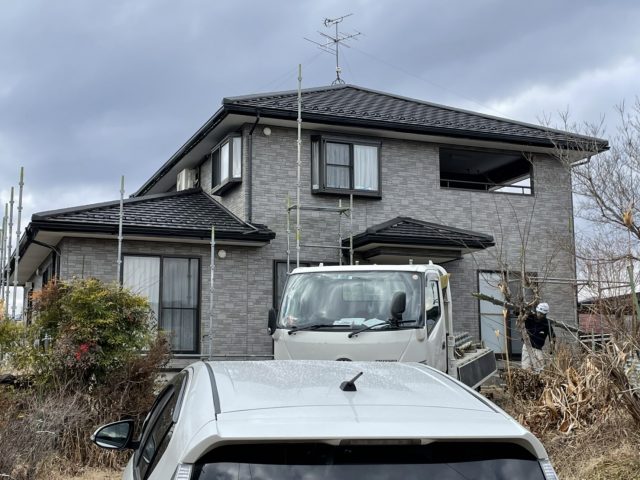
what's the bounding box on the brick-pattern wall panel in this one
[250,126,577,339]
[57,237,274,358]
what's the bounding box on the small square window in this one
[212,135,242,194]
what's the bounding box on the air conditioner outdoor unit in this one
[177,169,197,191]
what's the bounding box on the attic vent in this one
[177,168,198,191]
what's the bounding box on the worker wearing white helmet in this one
[521,302,554,372]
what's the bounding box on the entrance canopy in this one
[346,217,495,264]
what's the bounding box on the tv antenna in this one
[305,14,361,85]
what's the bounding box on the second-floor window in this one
[212,136,242,194]
[311,136,381,196]
[439,147,532,195]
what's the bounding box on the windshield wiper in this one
[347,320,418,338]
[287,324,346,335]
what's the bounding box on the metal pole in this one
[349,194,353,265]
[12,167,24,320]
[286,195,291,273]
[627,263,640,337]
[5,188,14,317]
[338,199,342,266]
[116,176,125,284]
[296,64,302,269]
[0,210,6,300]
[1,204,7,311]
[209,226,215,360]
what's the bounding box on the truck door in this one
[424,273,447,372]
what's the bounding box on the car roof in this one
[291,264,445,274]
[177,361,546,461]
[208,360,489,413]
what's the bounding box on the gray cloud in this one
[1,0,639,223]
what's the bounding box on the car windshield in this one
[278,271,423,330]
[192,443,546,480]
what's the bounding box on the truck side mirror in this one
[268,308,278,335]
[390,292,406,321]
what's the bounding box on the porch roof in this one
[346,216,495,264]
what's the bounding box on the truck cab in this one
[269,263,496,388]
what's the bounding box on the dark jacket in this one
[524,313,554,350]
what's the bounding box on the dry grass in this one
[0,337,170,479]
[490,342,640,480]
[43,467,121,480]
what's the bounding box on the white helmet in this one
[536,302,549,315]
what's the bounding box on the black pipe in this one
[247,111,261,222]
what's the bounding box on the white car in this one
[92,360,558,479]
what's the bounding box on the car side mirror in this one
[91,419,137,450]
[268,308,278,335]
[390,292,406,321]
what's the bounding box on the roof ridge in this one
[223,84,350,104]
[227,83,606,144]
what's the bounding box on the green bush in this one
[24,278,162,385]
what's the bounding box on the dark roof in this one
[135,84,608,197]
[30,188,275,242]
[224,84,608,150]
[347,216,495,250]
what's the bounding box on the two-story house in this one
[13,85,607,365]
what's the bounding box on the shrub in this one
[25,278,160,386]
[0,278,171,477]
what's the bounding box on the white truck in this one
[268,263,497,389]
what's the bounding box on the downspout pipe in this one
[247,112,261,223]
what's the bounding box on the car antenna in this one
[340,372,363,391]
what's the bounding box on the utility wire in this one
[349,45,513,119]
[260,51,325,92]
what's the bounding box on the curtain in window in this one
[311,140,320,189]
[122,256,160,322]
[232,137,242,178]
[354,145,378,191]
[220,142,230,183]
[161,258,199,351]
[325,143,350,189]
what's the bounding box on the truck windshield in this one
[278,271,423,330]
[192,443,546,480]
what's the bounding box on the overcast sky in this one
[1,0,640,232]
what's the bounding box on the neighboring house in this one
[13,84,607,365]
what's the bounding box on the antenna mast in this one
[305,14,361,85]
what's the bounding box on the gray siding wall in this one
[57,237,273,361]
[246,126,576,337]
[51,122,575,360]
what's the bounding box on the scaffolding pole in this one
[349,194,353,265]
[295,64,302,269]
[286,195,291,273]
[209,226,215,360]
[12,167,24,320]
[284,64,355,270]
[5,188,14,317]
[1,204,7,311]
[116,176,125,284]
[0,209,6,303]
